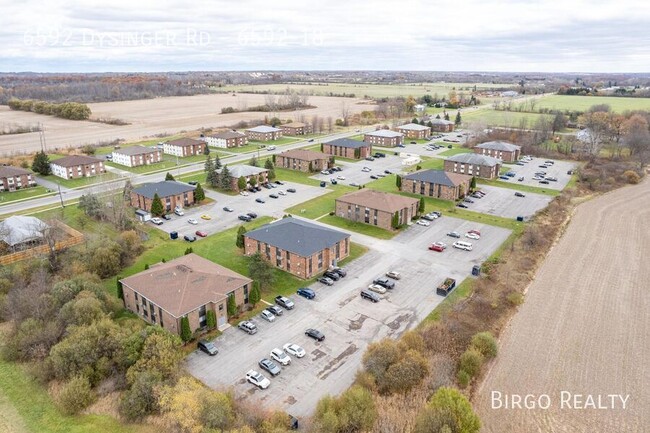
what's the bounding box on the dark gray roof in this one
[0,166,31,178]
[475,141,521,152]
[133,181,195,199]
[325,138,369,149]
[51,155,103,167]
[245,218,349,257]
[446,153,502,166]
[403,169,470,187]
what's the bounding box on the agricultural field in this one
[461,108,553,129]
[533,95,650,113]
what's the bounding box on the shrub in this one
[470,332,498,359]
[206,310,216,329]
[456,370,471,388]
[180,316,192,342]
[624,170,640,184]
[314,385,376,433]
[458,348,484,378]
[57,375,96,415]
[414,387,481,433]
[118,371,162,421]
[506,291,524,306]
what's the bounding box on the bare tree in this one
[317,117,325,134]
[311,115,319,134]
[579,111,610,155]
[326,117,333,133]
[624,115,650,163]
[298,90,310,107]
[340,102,351,126]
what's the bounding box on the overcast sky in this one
[2,0,649,73]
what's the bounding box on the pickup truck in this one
[436,278,456,296]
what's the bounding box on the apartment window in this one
[159,307,164,327]
[276,248,282,267]
[429,183,434,197]
[199,305,207,328]
[308,257,313,275]
[219,303,224,312]
[134,292,139,301]
[344,239,348,254]
[318,252,323,269]
[244,285,249,304]
[335,242,340,259]
[257,241,261,252]
[265,244,271,260]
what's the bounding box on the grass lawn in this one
[420,277,474,324]
[274,168,323,187]
[106,153,206,175]
[0,186,51,204]
[438,147,473,157]
[247,137,299,147]
[284,185,356,219]
[317,215,397,239]
[477,178,561,197]
[462,109,552,129]
[40,172,122,189]
[410,157,445,172]
[93,135,184,156]
[534,94,650,113]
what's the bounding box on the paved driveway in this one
[464,185,553,219]
[498,157,576,190]
[311,154,410,187]
[185,215,511,418]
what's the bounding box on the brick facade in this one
[50,156,105,180]
[275,153,331,172]
[0,167,37,192]
[163,139,205,157]
[281,123,312,136]
[444,159,500,179]
[205,132,248,148]
[473,147,520,163]
[130,189,195,212]
[112,147,163,167]
[245,127,283,141]
[400,177,470,201]
[323,142,372,159]
[363,132,404,147]
[334,201,417,230]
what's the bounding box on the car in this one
[308,138,314,142]
[505,171,516,177]
[197,340,218,356]
[422,214,436,221]
[471,193,483,198]
[195,230,207,237]
[429,211,442,218]
[330,179,337,185]
[238,214,252,222]
[518,177,524,182]
[365,156,375,161]
[174,208,185,216]
[275,295,295,309]
[374,152,386,158]
[275,180,285,185]
[259,358,281,376]
[162,214,172,220]
[336,175,346,180]
[546,177,558,182]
[433,241,447,249]
[367,283,387,294]
[287,188,296,193]
[397,144,406,148]
[375,173,385,178]
[320,170,330,175]
[201,214,211,220]
[457,203,468,208]
[360,289,380,302]
[447,231,461,238]
[373,277,395,289]
[498,176,510,180]
[429,243,445,252]
[384,169,392,174]
[539,180,550,184]
[452,241,473,251]
[255,186,262,191]
[150,217,163,225]
[332,166,343,172]
[238,321,258,334]
[184,235,196,242]
[410,141,417,144]
[223,206,234,212]
[317,276,334,286]
[263,183,272,189]
[267,305,283,316]
[323,270,340,281]
[267,145,276,151]
[305,328,325,341]
[283,343,306,358]
[514,192,526,197]
[416,219,430,226]
[320,181,327,187]
[256,198,265,203]
[188,181,198,186]
[188,218,198,225]
[350,182,360,187]
[260,310,276,322]
[535,171,547,176]
[545,160,554,165]
[465,232,480,240]
[270,348,291,365]
[297,287,316,299]
[386,271,401,280]
[246,370,270,389]
[447,144,453,148]
[370,175,379,179]
[247,212,257,219]
[278,190,286,195]
[361,167,372,172]
[240,191,249,196]
[468,229,481,236]
[463,198,474,203]
[516,162,525,166]
[269,193,279,199]
[539,164,548,168]
[332,267,347,277]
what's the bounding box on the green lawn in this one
[477,178,560,197]
[317,215,397,239]
[438,147,473,157]
[40,172,122,189]
[247,137,300,147]
[0,186,51,204]
[462,109,552,129]
[274,168,323,187]
[410,157,445,172]
[106,153,207,175]
[420,277,474,324]
[284,186,356,219]
[534,94,650,113]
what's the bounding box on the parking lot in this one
[186,215,511,418]
[151,181,329,238]
[497,157,576,191]
[310,154,408,187]
[464,185,553,219]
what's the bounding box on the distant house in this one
[281,122,312,136]
[323,138,372,159]
[119,253,253,335]
[163,138,205,157]
[474,141,521,162]
[414,104,426,113]
[130,181,196,212]
[275,149,332,172]
[444,153,502,179]
[335,189,419,230]
[0,166,37,192]
[397,123,431,139]
[225,165,269,191]
[112,146,163,167]
[401,169,471,201]
[245,125,283,141]
[363,130,404,147]
[243,217,350,279]
[430,118,455,132]
[205,131,248,148]
[50,155,105,180]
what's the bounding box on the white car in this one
[267,145,276,151]
[416,219,430,226]
[278,190,286,195]
[361,167,372,172]
[150,217,163,225]
[283,343,306,358]
[368,284,387,294]
[240,191,249,196]
[246,370,270,389]
[336,175,346,180]
[270,348,291,366]
[465,232,480,240]
[187,218,198,225]
[260,310,275,322]
[386,271,401,280]
[321,170,330,175]
[453,241,473,251]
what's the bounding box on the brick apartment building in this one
[130,181,196,212]
[226,165,269,191]
[204,131,248,148]
[119,254,253,335]
[245,125,283,141]
[112,146,163,167]
[444,153,502,179]
[0,166,37,192]
[243,218,350,279]
[401,169,471,201]
[335,189,419,230]
[281,122,312,136]
[474,141,521,162]
[322,138,372,159]
[430,118,455,132]
[50,155,105,180]
[163,138,205,157]
[397,123,431,139]
[275,149,332,172]
[364,130,404,147]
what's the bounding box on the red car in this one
[429,244,445,252]
[195,230,208,237]
[468,229,481,236]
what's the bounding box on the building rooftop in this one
[403,169,471,187]
[225,165,268,178]
[0,166,31,178]
[278,149,330,161]
[246,125,282,133]
[120,254,252,318]
[113,145,161,156]
[365,130,404,138]
[431,118,455,125]
[325,138,369,149]
[475,141,521,152]
[245,217,349,257]
[336,189,419,214]
[398,123,430,131]
[282,122,308,128]
[166,138,204,147]
[132,181,195,199]
[51,155,103,167]
[0,215,49,247]
[209,131,247,139]
[446,153,502,166]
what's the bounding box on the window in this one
[344,239,348,254]
[159,307,164,327]
[265,244,271,260]
[244,285,249,304]
[199,305,207,328]
[286,250,291,271]
[335,242,340,259]
[318,252,323,269]
[134,292,139,301]
[219,303,224,311]
[308,257,312,275]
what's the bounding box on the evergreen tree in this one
[308,161,313,172]
[194,183,205,202]
[227,294,237,317]
[220,165,232,190]
[320,143,324,152]
[206,310,216,329]
[165,172,175,181]
[391,211,400,229]
[455,111,462,126]
[427,121,433,128]
[204,155,215,185]
[435,114,441,119]
[237,176,247,191]
[444,112,450,121]
[236,226,247,248]
[419,197,425,213]
[249,155,259,167]
[396,175,402,189]
[249,281,261,306]
[180,316,192,342]
[264,159,276,180]
[214,154,222,170]
[31,150,51,175]
[248,251,275,291]
[412,117,419,124]
[419,119,425,125]
[184,247,193,255]
[203,145,210,155]
[470,176,477,191]
[150,193,164,216]
[271,154,276,164]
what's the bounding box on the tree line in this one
[8,98,91,120]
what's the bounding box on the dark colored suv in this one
[360,289,380,303]
[297,288,316,299]
[373,277,395,290]
[305,328,325,341]
[323,270,340,281]
[197,340,218,356]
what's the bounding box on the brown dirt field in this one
[0,93,371,155]
[475,179,650,432]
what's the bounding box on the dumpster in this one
[472,265,481,276]
[516,216,524,222]
[170,231,178,240]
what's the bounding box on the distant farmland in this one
[533,95,650,113]
[461,108,553,129]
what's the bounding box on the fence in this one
[0,220,84,265]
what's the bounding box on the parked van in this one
[452,241,473,251]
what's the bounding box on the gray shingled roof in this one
[446,153,502,166]
[398,123,430,131]
[133,181,195,199]
[0,166,31,178]
[166,138,204,147]
[225,165,268,178]
[210,131,246,139]
[325,138,369,149]
[51,155,103,167]
[114,145,161,156]
[431,118,455,125]
[245,218,349,257]
[365,130,403,138]
[475,141,521,152]
[247,125,282,133]
[403,169,470,187]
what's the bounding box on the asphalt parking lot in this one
[465,185,553,219]
[497,157,576,191]
[151,182,329,238]
[186,215,511,418]
[311,154,408,187]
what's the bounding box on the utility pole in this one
[58,184,65,208]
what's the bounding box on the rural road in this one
[475,179,650,432]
